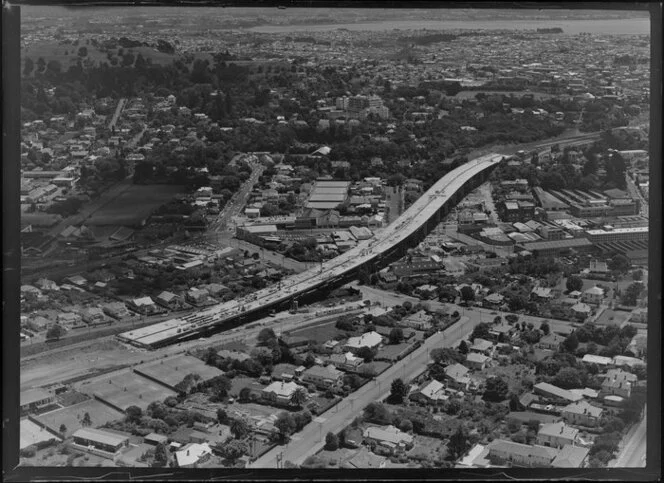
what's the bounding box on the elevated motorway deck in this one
[118,153,503,348]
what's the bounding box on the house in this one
[582,286,604,305]
[144,433,169,446]
[444,363,471,391]
[301,364,343,389]
[261,381,307,407]
[550,444,590,468]
[363,425,414,451]
[185,287,210,306]
[487,439,559,467]
[409,379,449,405]
[533,382,583,404]
[531,286,554,301]
[328,352,363,372]
[20,389,55,414]
[469,338,494,356]
[415,284,438,299]
[561,400,603,427]
[127,296,161,315]
[483,293,505,307]
[488,322,515,342]
[344,331,383,353]
[536,333,566,351]
[82,307,105,325]
[155,291,183,310]
[600,375,632,399]
[175,442,212,468]
[342,446,387,469]
[537,422,579,449]
[400,310,433,330]
[102,302,131,320]
[271,363,299,381]
[581,354,613,368]
[57,312,82,326]
[71,427,129,455]
[279,335,309,349]
[465,352,490,371]
[570,302,592,319]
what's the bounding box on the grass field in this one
[34,399,124,437]
[77,371,176,411]
[22,42,177,72]
[20,419,61,450]
[85,184,185,226]
[288,321,344,345]
[134,354,225,390]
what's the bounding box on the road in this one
[250,313,483,468]
[108,98,127,130]
[609,405,647,468]
[625,172,648,218]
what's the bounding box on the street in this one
[609,405,647,468]
[250,313,483,468]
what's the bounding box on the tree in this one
[230,418,250,439]
[356,346,374,363]
[632,269,644,281]
[469,322,491,343]
[363,402,393,425]
[82,412,92,427]
[460,286,475,303]
[125,405,143,423]
[458,340,469,354]
[59,424,67,434]
[608,255,630,273]
[540,321,550,336]
[274,412,297,440]
[447,425,469,460]
[389,327,404,344]
[553,367,583,389]
[23,57,34,76]
[239,387,252,402]
[217,408,228,424]
[483,376,509,402]
[219,440,247,462]
[153,443,168,467]
[77,46,88,57]
[430,347,464,366]
[46,324,66,341]
[566,275,584,293]
[390,378,409,404]
[290,387,308,408]
[257,328,277,345]
[562,332,579,353]
[325,432,339,451]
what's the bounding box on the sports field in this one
[133,354,225,391]
[34,399,124,437]
[77,371,177,411]
[85,184,185,226]
[20,419,61,450]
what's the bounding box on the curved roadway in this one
[118,153,503,347]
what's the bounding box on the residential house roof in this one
[262,381,303,398]
[551,444,590,468]
[582,354,613,366]
[538,422,579,441]
[562,400,603,418]
[444,363,470,380]
[488,439,559,460]
[470,338,493,352]
[346,331,382,350]
[466,352,490,365]
[302,364,343,380]
[534,382,583,402]
[72,427,129,447]
[416,379,447,401]
[343,446,386,469]
[363,425,413,446]
[175,442,212,467]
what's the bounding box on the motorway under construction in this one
[117,153,503,349]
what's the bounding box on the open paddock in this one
[133,354,224,390]
[85,185,185,226]
[20,419,61,450]
[34,399,124,437]
[288,321,346,345]
[77,371,177,412]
